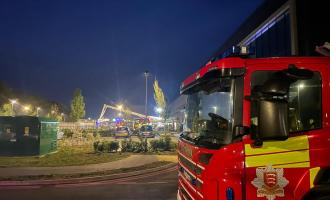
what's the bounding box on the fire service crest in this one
[251,165,289,200]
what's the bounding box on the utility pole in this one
[144,70,149,119]
[10,99,17,117]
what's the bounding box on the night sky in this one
[0,0,263,118]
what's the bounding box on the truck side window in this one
[251,70,322,133]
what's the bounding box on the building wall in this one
[210,0,329,61]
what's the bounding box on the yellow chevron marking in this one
[245,135,309,156]
[246,150,310,168]
[310,167,320,188]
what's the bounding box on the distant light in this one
[118,112,122,116]
[298,83,305,89]
[241,46,248,54]
[23,106,30,111]
[10,99,17,104]
[117,104,123,110]
[155,107,163,113]
[112,118,116,122]
[37,107,41,110]
[88,117,91,120]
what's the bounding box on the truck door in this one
[244,68,323,200]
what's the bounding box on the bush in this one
[63,129,74,138]
[139,137,148,152]
[108,141,119,152]
[149,136,173,152]
[121,139,132,152]
[97,142,104,152]
[149,140,160,152]
[121,139,145,153]
[164,135,171,151]
[93,141,119,153]
[93,141,100,152]
[86,133,94,141]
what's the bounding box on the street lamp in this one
[24,105,30,112]
[36,107,41,117]
[155,107,163,118]
[155,107,163,113]
[9,99,17,116]
[144,70,149,118]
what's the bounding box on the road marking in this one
[54,166,177,188]
[115,181,170,185]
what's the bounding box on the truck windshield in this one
[181,78,234,149]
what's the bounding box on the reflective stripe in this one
[179,172,204,199]
[178,151,204,172]
[178,151,196,166]
[309,167,321,188]
[197,164,205,170]
[177,190,182,200]
[180,173,196,192]
[179,160,195,177]
[245,150,310,168]
[245,135,309,156]
[197,191,204,199]
[179,179,195,200]
[179,160,204,184]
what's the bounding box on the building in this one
[209,0,329,61]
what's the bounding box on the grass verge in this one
[0,145,129,168]
[0,161,173,181]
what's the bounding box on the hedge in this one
[93,136,176,153]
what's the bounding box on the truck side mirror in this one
[258,99,289,141]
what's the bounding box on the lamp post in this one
[144,70,149,118]
[36,107,41,117]
[9,99,17,116]
[61,113,64,121]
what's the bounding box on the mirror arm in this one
[252,138,263,147]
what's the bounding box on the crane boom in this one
[98,104,159,121]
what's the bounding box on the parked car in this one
[114,126,130,138]
[139,125,154,138]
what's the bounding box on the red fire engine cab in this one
[177,56,330,200]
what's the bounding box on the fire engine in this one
[177,53,330,199]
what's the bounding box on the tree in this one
[153,79,168,120]
[48,103,62,121]
[0,103,12,116]
[70,88,85,121]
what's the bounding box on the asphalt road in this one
[0,167,178,200]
